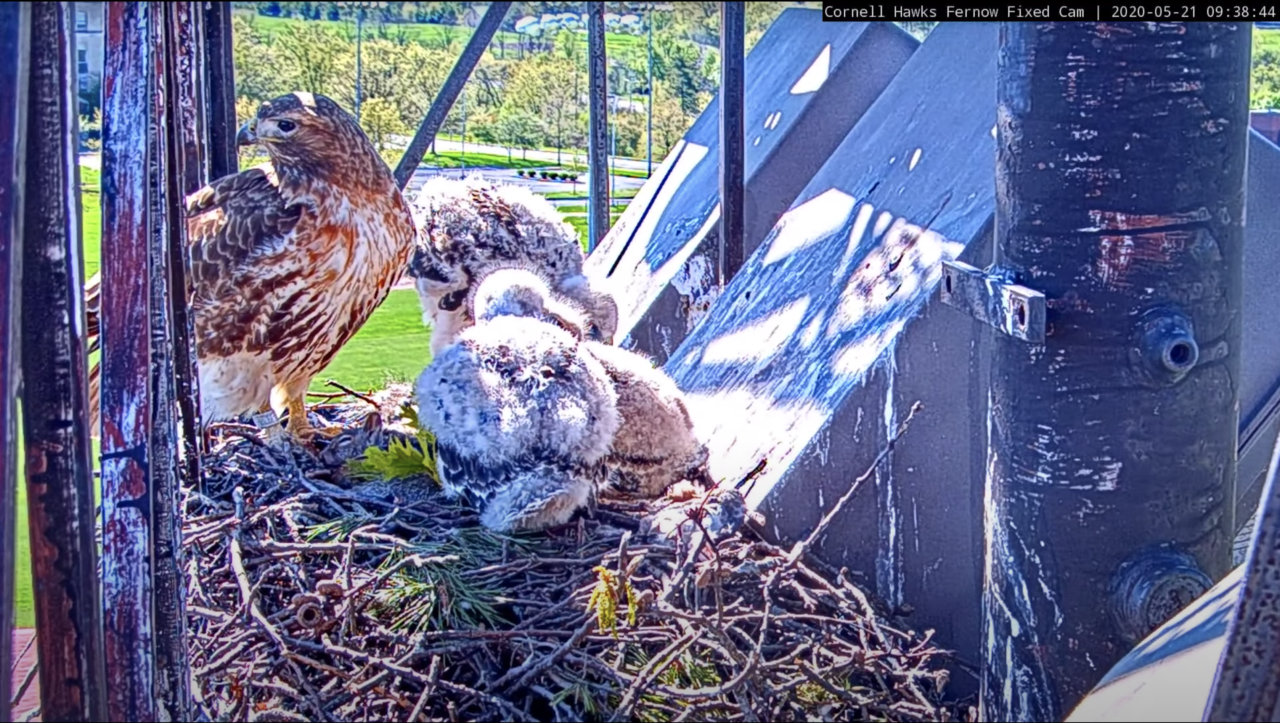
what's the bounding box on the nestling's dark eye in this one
[277,119,297,133]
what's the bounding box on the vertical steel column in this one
[982,22,1250,721]
[203,1,237,180]
[149,4,193,719]
[21,3,108,720]
[586,1,609,253]
[1206,428,1280,720]
[718,1,744,288]
[0,5,28,723]
[100,3,158,719]
[393,1,511,189]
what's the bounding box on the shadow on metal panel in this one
[662,22,999,685]
[584,11,918,364]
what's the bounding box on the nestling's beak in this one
[236,120,257,147]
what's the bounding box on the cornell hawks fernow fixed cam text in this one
[820,2,1278,21]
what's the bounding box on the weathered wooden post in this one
[168,2,208,189]
[0,5,28,723]
[718,1,745,287]
[981,22,1250,721]
[586,1,609,253]
[21,3,109,720]
[393,1,511,189]
[202,1,238,179]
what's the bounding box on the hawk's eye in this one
[277,119,297,133]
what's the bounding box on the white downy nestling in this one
[415,270,620,533]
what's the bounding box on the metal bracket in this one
[939,260,1046,343]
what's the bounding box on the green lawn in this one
[556,203,632,215]
[80,166,100,279]
[608,167,651,180]
[14,424,30,628]
[544,187,640,200]
[421,149,549,170]
[566,212,624,250]
[238,12,525,48]
[308,288,431,394]
[1257,25,1280,54]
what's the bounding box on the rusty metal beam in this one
[148,4,193,719]
[393,1,511,189]
[20,3,108,720]
[163,1,206,473]
[718,1,745,287]
[0,5,29,723]
[203,1,237,180]
[982,22,1250,721]
[1206,431,1280,720]
[168,1,208,191]
[100,2,158,719]
[586,1,609,253]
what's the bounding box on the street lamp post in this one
[646,3,653,176]
[354,5,364,123]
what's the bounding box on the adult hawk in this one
[87,91,417,440]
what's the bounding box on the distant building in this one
[75,2,105,112]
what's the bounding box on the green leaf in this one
[346,436,432,481]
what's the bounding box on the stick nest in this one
[184,385,971,722]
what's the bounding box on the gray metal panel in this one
[584,12,918,363]
[649,22,1280,679]
[663,23,999,680]
[1236,130,1280,521]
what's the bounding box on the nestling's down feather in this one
[405,175,618,353]
[415,273,620,532]
[582,341,711,498]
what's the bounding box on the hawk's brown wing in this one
[186,166,305,291]
[84,165,305,428]
[83,165,304,350]
[184,166,306,358]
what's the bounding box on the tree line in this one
[230,2,803,163]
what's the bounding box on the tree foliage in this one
[227,3,810,161]
[1253,46,1280,110]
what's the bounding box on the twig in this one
[324,379,382,410]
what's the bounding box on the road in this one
[405,164,646,206]
[395,135,659,175]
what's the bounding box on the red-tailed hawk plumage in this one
[86,91,417,440]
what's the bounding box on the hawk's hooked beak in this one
[236,120,258,147]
